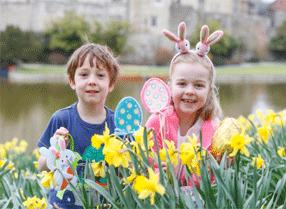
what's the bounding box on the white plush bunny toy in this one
[162,22,190,54]
[39,136,77,191]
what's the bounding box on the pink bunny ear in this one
[200,25,209,44]
[162,29,180,43]
[51,148,61,159]
[206,30,224,46]
[58,137,66,151]
[178,22,186,41]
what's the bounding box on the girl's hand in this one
[161,162,167,172]
[216,153,235,168]
[53,127,70,146]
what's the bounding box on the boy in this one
[37,43,120,208]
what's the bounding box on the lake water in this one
[1,80,286,152]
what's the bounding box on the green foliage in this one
[269,21,286,59]
[45,11,132,57]
[45,11,90,55]
[1,111,286,208]
[189,20,240,65]
[0,26,44,65]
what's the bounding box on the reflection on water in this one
[1,81,286,152]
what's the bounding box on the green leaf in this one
[85,179,120,208]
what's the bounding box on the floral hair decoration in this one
[163,22,224,79]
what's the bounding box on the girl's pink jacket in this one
[145,106,219,186]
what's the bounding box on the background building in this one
[0,0,285,64]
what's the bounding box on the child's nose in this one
[185,86,195,95]
[88,74,97,85]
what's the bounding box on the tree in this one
[101,21,132,55]
[0,26,44,65]
[189,20,240,65]
[45,11,132,57]
[45,10,90,56]
[269,21,286,59]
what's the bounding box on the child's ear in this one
[69,76,76,90]
[108,82,115,93]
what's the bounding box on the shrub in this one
[269,21,286,60]
[0,26,44,65]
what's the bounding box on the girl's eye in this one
[196,83,204,88]
[81,73,87,77]
[98,73,105,78]
[178,82,186,86]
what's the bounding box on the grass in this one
[17,62,286,76]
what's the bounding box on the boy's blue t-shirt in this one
[37,102,115,208]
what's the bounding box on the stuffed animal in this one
[50,137,77,191]
[196,25,223,57]
[39,137,57,171]
[162,22,190,54]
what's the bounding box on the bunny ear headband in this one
[163,22,223,79]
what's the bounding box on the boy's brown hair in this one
[67,43,120,86]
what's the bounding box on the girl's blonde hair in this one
[170,52,223,120]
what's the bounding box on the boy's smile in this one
[69,54,114,108]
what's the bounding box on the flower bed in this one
[0,109,286,208]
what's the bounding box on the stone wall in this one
[120,3,274,64]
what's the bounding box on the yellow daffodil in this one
[0,159,14,171]
[23,196,47,209]
[237,115,253,131]
[266,110,277,124]
[228,134,253,157]
[0,145,7,160]
[134,127,153,145]
[4,141,12,150]
[256,109,265,122]
[32,148,40,159]
[13,146,22,153]
[278,146,285,156]
[252,154,265,169]
[38,171,56,189]
[257,124,272,144]
[131,127,154,160]
[91,160,105,178]
[159,140,178,167]
[33,161,38,169]
[180,134,199,166]
[248,114,255,121]
[187,155,200,176]
[91,123,115,149]
[11,137,19,146]
[103,138,129,168]
[133,167,166,205]
[123,167,137,184]
[19,140,28,149]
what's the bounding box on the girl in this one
[145,22,223,186]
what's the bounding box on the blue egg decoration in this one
[114,97,142,134]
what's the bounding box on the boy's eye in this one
[98,73,104,77]
[81,73,87,77]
